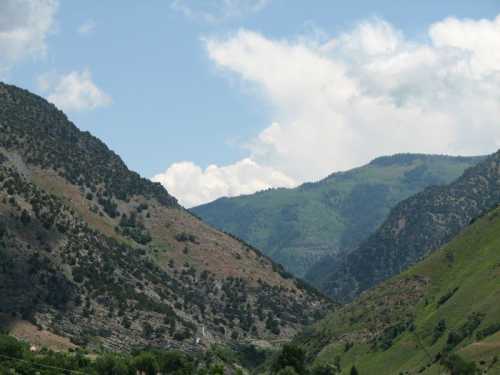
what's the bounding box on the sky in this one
[2,0,500,207]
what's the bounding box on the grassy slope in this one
[296,207,500,374]
[192,155,483,278]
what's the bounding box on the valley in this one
[192,155,482,279]
[1,82,498,374]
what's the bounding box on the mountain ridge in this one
[313,149,500,302]
[192,153,484,278]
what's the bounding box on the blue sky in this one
[2,0,500,206]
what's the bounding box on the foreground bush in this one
[0,334,225,374]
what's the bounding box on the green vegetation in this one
[2,72,498,375]
[116,211,152,244]
[272,344,307,374]
[292,205,500,374]
[175,232,198,243]
[0,83,178,209]
[0,334,231,374]
[192,154,482,278]
[441,354,478,375]
[269,344,350,374]
[0,81,330,352]
[318,150,500,302]
[476,324,500,341]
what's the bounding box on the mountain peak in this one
[0,81,178,208]
[368,153,484,167]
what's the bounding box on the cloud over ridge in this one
[152,158,295,208]
[38,69,112,112]
[157,14,500,207]
[0,0,58,75]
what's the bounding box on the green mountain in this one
[192,155,483,278]
[0,82,330,352]
[294,204,500,374]
[313,150,500,303]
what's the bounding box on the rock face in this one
[192,154,483,278]
[316,150,500,302]
[0,82,331,351]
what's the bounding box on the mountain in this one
[0,82,330,352]
[192,155,483,278]
[294,205,500,374]
[313,150,500,303]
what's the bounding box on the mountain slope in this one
[0,82,330,352]
[192,155,483,277]
[314,150,500,302]
[294,205,500,374]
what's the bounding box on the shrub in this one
[446,313,484,350]
[272,344,306,375]
[476,323,500,340]
[377,321,408,350]
[0,335,24,359]
[441,354,477,375]
[437,287,459,307]
[432,319,447,344]
[95,354,129,375]
[208,364,225,375]
[131,352,159,375]
[175,232,197,243]
[157,351,195,374]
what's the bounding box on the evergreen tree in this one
[272,344,306,375]
[131,352,159,375]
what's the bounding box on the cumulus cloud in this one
[77,19,96,36]
[0,0,58,74]
[171,0,270,23]
[157,14,500,207]
[38,69,112,112]
[152,158,295,208]
[429,15,500,76]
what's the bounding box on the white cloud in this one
[38,69,112,112]
[0,0,58,74]
[152,158,295,208]
[77,19,96,36]
[157,14,500,207]
[428,15,500,77]
[171,0,270,23]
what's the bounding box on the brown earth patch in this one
[0,314,76,351]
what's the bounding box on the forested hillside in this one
[193,155,482,278]
[0,82,330,353]
[313,150,500,302]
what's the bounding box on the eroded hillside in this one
[0,82,330,352]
